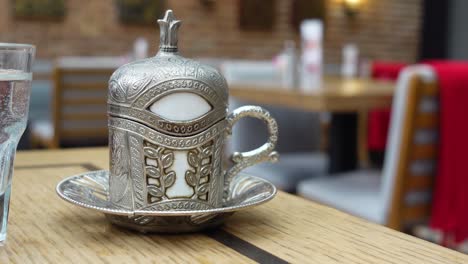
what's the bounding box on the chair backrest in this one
[380,65,438,230]
[52,67,113,146]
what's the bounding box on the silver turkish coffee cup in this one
[107,10,278,212]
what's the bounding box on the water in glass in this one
[0,69,31,243]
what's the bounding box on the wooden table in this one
[230,77,395,171]
[1,147,466,263]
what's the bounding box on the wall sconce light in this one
[343,0,361,17]
[200,0,215,9]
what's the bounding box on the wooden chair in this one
[298,65,438,231]
[31,67,112,148]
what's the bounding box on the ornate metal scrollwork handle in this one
[224,105,279,198]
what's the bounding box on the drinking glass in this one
[0,43,35,244]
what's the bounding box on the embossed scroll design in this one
[109,130,131,208]
[185,140,214,201]
[143,142,176,203]
[129,136,145,208]
[108,78,227,137]
[108,56,228,105]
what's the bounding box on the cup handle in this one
[224,105,279,198]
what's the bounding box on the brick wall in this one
[0,0,422,64]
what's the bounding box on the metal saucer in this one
[56,170,276,233]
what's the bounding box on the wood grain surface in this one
[229,77,395,112]
[0,147,466,263]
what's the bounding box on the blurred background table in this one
[230,77,395,112]
[230,77,395,173]
[2,147,465,263]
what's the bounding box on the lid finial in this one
[158,10,181,52]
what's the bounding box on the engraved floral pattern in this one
[185,141,214,201]
[143,142,176,203]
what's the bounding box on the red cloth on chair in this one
[427,61,468,243]
[371,62,407,80]
[368,108,391,151]
[368,62,406,151]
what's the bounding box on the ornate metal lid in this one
[108,10,228,136]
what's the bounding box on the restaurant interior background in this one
[2,0,468,253]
